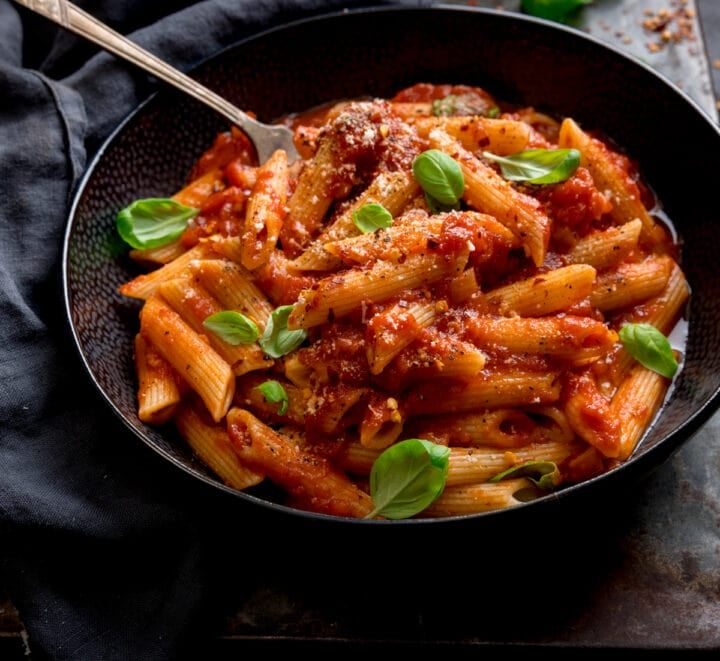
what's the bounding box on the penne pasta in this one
[134,333,182,424]
[240,148,288,270]
[175,400,264,490]
[119,243,214,300]
[558,117,666,244]
[466,314,618,366]
[156,277,268,377]
[421,478,535,516]
[187,258,274,331]
[428,126,551,266]
[287,249,469,329]
[411,115,532,154]
[140,294,234,422]
[288,170,421,272]
[404,369,561,416]
[226,407,374,518]
[485,264,597,317]
[565,218,643,270]
[590,255,673,312]
[116,81,689,520]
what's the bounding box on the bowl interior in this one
[64,6,720,524]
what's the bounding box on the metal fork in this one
[14,0,300,163]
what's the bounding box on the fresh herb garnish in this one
[412,149,465,212]
[521,0,592,24]
[116,198,198,249]
[256,380,289,415]
[619,322,678,378]
[365,438,450,520]
[259,305,307,358]
[352,203,393,233]
[431,94,500,118]
[490,460,561,491]
[482,148,581,184]
[202,311,259,345]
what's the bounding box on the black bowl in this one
[63,6,720,529]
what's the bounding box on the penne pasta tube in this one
[428,126,551,266]
[404,369,561,416]
[611,363,673,461]
[590,255,673,312]
[558,117,665,244]
[187,257,274,331]
[172,168,225,207]
[119,242,214,300]
[288,250,469,329]
[175,401,264,490]
[288,170,421,272]
[134,333,182,424]
[466,314,618,366]
[421,478,535,516]
[341,439,582,486]
[566,218,643,270]
[408,407,575,449]
[365,300,437,375]
[563,369,621,458]
[486,264,596,316]
[305,383,370,436]
[226,407,374,518]
[156,277,268,377]
[358,393,405,450]
[140,294,235,422]
[323,211,444,266]
[240,148,288,270]
[412,115,531,154]
[610,262,689,386]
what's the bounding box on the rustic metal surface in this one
[2,1,719,656]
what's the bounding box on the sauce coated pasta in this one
[117,83,689,519]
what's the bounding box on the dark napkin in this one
[0,1,425,659]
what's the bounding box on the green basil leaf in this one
[116,198,198,249]
[489,460,561,491]
[202,311,259,345]
[431,94,500,118]
[366,438,450,520]
[259,305,307,358]
[521,0,592,24]
[482,148,581,184]
[619,322,678,378]
[412,149,465,208]
[256,380,289,415]
[352,203,393,233]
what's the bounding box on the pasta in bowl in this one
[64,6,720,525]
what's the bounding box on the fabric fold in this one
[0,1,415,658]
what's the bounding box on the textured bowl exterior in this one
[64,7,720,528]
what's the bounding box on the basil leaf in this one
[521,0,592,24]
[259,305,307,358]
[431,94,500,118]
[352,203,393,233]
[116,198,198,249]
[482,148,580,184]
[202,311,259,345]
[366,438,450,520]
[412,149,465,210]
[619,322,678,378]
[489,460,561,491]
[256,380,289,415]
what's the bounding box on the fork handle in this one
[14,0,299,162]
